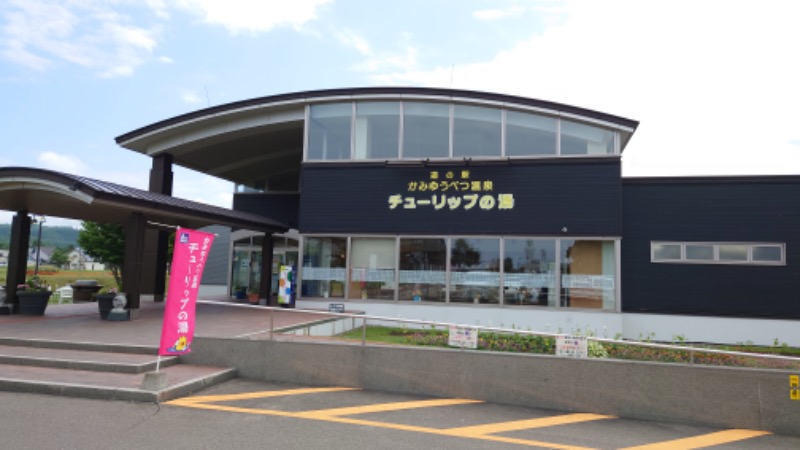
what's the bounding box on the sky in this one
[1,0,799,228]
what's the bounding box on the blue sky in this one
[2,0,799,227]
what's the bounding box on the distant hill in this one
[0,224,81,249]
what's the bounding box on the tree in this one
[77,222,125,290]
[450,238,481,269]
[49,246,70,269]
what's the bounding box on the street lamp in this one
[33,215,45,277]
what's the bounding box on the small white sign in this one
[448,325,478,349]
[556,335,588,358]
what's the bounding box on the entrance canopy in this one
[0,167,288,232]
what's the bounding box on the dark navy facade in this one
[622,177,800,319]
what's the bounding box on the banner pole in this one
[156,355,161,372]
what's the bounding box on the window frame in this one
[650,241,786,266]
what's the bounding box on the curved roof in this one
[116,86,638,144]
[114,87,639,189]
[0,167,288,232]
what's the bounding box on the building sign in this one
[555,335,588,358]
[448,325,479,349]
[388,170,515,212]
[299,161,623,235]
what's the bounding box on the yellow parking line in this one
[445,413,615,437]
[301,398,482,417]
[619,429,771,450]
[165,387,358,405]
[171,400,597,449]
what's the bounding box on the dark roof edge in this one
[0,167,289,232]
[623,174,800,185]
[115,86,639,144]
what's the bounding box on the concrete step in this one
[0,344,179,373]
[0,338,237,402]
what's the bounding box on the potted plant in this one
[96,287,118,320]
[16,276,52,316]
[247,288,260,304]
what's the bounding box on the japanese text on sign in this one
[158,229,215,356]
[555,335,588,358]
[389,170,514,212]
[448,325,478,349]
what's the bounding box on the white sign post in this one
[556,335,588,358]
[448,325,478,349]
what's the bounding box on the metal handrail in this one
[197,300,800,365]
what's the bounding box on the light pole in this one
[33,215,45,277]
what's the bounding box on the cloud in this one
[0,0,160,77]
[175,0,331,34]
[181,91,205,104]
[472,7,525,20]
[157,55,173,63]
[371,0,800,177]
[37,151,88,175]
[335,28,371,55]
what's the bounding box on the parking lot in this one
[162,379,798,450]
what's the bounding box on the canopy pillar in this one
[4,211,32,311]
[123,212,147,311]
[142,154,173,302]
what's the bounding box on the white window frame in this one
[650,241,786,266]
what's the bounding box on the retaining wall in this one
[181,337,800,437]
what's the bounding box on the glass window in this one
[718,244,748,262]
[349,238,396,300]
[685,244,714,261]
[503,239,556,306]
[561,240,616,310]
[402,102,450,159]
[307,103,352,160]
[398,238,447,302]
[561,120,615,156]
[752,245,782,262]
[453,105,501,157]
[653,243,681,260]
[506,111,557,156]
[354,102,400,160]
[301,237,347,298]
[449,238,500,304]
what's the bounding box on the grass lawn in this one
[1,266,118,303]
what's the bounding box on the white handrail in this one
[196,300,800,365]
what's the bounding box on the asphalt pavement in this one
[4,379,800,450]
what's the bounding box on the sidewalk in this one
[0,299,335,346]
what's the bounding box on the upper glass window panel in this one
[308,104,352,160]
[453,105,501,158]
[752,245,782,262]
[506,111,557,156]
[652,243,681,260]
[354,102,400,160]
[561,120,615,155]
[402,102,450,159]
[718,244,748,261]
[685,244,714,261]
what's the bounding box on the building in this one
[115,87,799,345]
[67,248,106,271]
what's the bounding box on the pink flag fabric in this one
[158,228,215,356]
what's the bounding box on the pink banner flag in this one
[158,228,215,356]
